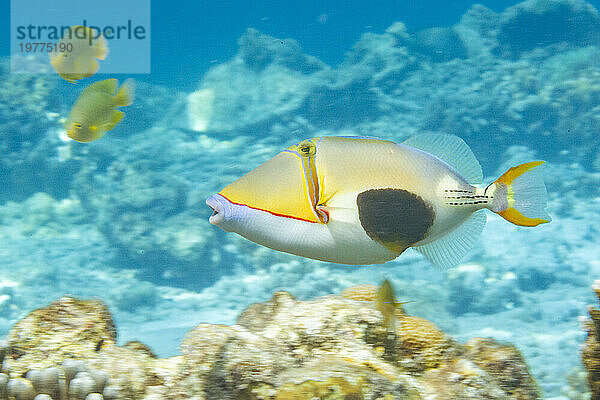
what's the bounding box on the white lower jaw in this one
[206,194,226,226]
[209,211,223,225]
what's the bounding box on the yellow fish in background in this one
[50,25,109,83]
[376,279,403,332]
[206,135,551,268]
[66,78,135,143]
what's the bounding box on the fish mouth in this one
[206,194,227,226]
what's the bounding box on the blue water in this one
[2,0,600,398]
[148,0,519,89]
[5,0,599,87]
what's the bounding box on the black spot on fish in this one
[357,189,434,252]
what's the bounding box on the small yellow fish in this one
[207,135,551,268]
[66,78,134,143]
[50,25,109,83]
[376,279,401,332]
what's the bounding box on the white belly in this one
[228,192,398,265]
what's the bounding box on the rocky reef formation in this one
[497,0,600,57]
[0,58,72,204]
[186,28,327,134]
[581,280,600,399]
[183,0,600,168]
[1,288,539,399]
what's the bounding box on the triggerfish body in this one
[66,78,135,143]
[206,135,551,268]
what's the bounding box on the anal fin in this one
[413,211,486,269]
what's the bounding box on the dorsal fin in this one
[86,78,118,94]
[402,134,483,184]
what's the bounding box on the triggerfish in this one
[65,78,135,143]
[206,135,551,268]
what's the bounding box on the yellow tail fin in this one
[114,79,135,107]
[489,161,551,227]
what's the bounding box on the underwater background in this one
[2,0,600,398]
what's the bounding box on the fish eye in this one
[298,140,316,157]
[72,122,82,129]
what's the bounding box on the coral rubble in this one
[1,291,539,399]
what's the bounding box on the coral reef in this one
[124,81,185,133]
[7,297,116,374]
[0,58,75,203]
[581,280,600,399]
[409,27,467,62]
[464,338,539,398]
[0,192,163,319]
[1,290,540,399]
[184,0,600,167]
[340,283,381,301]
[71,153,228,288]
[3,0,600,397]
[564,366,591,399]
[497,0,600,57]
[446,263,522,315]
[187,28,327,134]
[1,297,170,400]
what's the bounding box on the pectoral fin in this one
[87,125,106,142]
[103,111,124,131]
